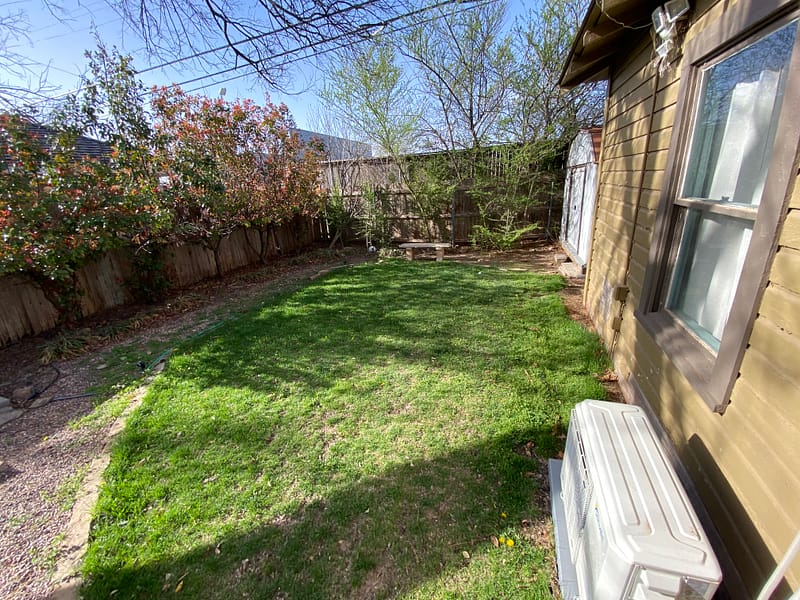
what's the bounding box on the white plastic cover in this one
[559,400,722,599]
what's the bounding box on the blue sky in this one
[6,0,531,131]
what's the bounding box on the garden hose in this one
[139,320,226,372]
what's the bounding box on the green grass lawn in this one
[81,260,609,599]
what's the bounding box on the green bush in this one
[470,222,539,250]
[126,247,171,304]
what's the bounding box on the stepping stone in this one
[558,262,585,278]
[0,408,23,428]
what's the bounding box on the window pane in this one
[683,20,797,206]
[668,211,753,349]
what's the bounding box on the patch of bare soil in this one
[446,238,560,273]
[0,246,370,600]
[0,240,619,599]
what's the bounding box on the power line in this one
[181,0,492,95]
[28,0,116,35]
[25,0,492,106]
[24,0,393,104]
[134,0,386,75]
[38,17,123,43]
[169,0,486,90]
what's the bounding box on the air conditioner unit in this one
[549,400,722,600]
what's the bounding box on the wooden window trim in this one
[672,198,758,220]
[637,0,800,413]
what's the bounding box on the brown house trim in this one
[637,4,800,412]
[559,0,661,89]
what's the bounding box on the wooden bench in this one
[398,242,452,262]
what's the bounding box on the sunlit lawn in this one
[81,260,608,599]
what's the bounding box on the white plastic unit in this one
[550,400,722,600]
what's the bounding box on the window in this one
[664,21,796,350]
[640,6,800,413]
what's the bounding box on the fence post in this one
[546,180,554,240]
[450,191,456,246]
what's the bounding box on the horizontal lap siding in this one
[735,171,800,589]
[587,32,658,343]
[586,0,800,594]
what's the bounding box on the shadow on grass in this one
[162,261,605,451]
[82,430,558,599]
[81,261,606,598]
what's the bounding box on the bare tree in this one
[0,10,59,114]
[503,0,606,144]
[402,1,514,155]
[101,0,468,88]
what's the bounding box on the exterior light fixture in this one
[652,6,669,38]
[653,0,690,40]
[651,0,690,74]
[664,0,690,24]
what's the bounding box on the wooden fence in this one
[322,151,565,244]
[0,215,324,346]
[334,186,563,245]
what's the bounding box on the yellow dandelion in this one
[498,536,506,544]
[506,538,515,547]
[500,512,507,519]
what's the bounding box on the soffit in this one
[560,0,662,89]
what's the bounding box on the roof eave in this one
[559,0,661,89]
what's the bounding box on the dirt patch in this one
[559,278,591,329]
[446,239,560,273]
[0,247,371,600]
[0,240,617,598]
[352,557,395,600]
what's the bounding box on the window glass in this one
[668,211,753,349]
[682,21,797,206]
[667,20,797,349]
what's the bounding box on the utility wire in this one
[25,0,490,106]
[134,0,386,75]
[181,0,493,95]
[169,0,486,91]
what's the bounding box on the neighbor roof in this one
[22,121,112,160]
[559,0,661,89]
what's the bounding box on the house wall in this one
[584,2,800,596]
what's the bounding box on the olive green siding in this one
[584,4,800,597]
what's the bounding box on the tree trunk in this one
[208,238,224,278]
[29,271,83,325]
[328,229,342,249]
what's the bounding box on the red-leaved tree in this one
[152,88,324,274]
[0,114,152,322]
[0,46,169,320]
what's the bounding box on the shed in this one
[560,128,602,270]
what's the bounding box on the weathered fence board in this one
[77,250,133,315]
[0,276,59,343]
[0,217,323,347]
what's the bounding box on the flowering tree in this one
[0,45,172,319]
[152,88,323,272]
[242,112,324,263]
[1,47,323,325]
[0,114,140,321]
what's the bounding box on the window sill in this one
[635,309,729,413]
